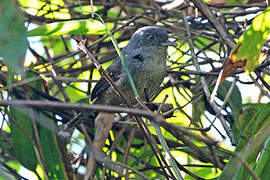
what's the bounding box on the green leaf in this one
[253,136,270,180]
[38,112,68,180]
[18,0,70,19]
[217,80,242,114]
[28,19,107,37]
[18,0,47,9]
[218,103,270,180]
[0,134,10,154]
[0,163,14,180]
[226,0,248,5]
[26,71,68,179]
[194,37,216,51]
[0,0,27,73]
[232,104,256,141]
[73,5,103,15]
[1,161,22,180]
[194,79,242,123]
[42,36,72,56]
[230,6,270,72]
[234,103,270,180]
[185,166,220,180]
[9,107,38,172]
[65,85,87,102]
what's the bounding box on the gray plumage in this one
[91,26,176,105]
[87,26,176,177]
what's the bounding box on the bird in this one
[85,26,177,179]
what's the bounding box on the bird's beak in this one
[162,40,177,47]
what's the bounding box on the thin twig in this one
[183,10,237,146]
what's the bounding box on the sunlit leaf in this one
[28,19,107,37]
[65,85,87,102]
[73,5,103,15]
[221,6,270,82]
[194,36,217,52]
[18,0,70,19]
[18,0,56,9]
[1,161,22,180]
[0,163,14,180]
[226,0,248,5]
[42,35,72,56]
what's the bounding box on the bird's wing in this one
[91,51,144,101]
[91,58,122,101]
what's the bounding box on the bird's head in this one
[125,26,177,50]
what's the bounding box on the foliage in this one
[221,5,270,81]
[0,0,269,179]
[28,19,107,36]
[0,0,27,74]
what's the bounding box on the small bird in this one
[91,26,177,105]
[85,26,176,178]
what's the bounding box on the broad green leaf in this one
[235,6,270,72]
[27,71,69,179]
[0,132,10,156]
[9,107,38,172]
[28,19,107,37]
[131,149,154,166]
[253,136,270,180]
[218,103,270,180]
[0,163,14,180]
[18,0,65,10]
[233,103,270,180]
[222,6,270,80]
[107,7,121,19]
[18,0,70,19]
[65,85,87,102]
[221,6,270,82]
[38,112,69,180]
[75,97,89,104]
[0,133,10,154]
[41,36,73,56]
[226,0,248,5]
[232,104,256,142]
[73,5,103,15]
[217,80,242,114]
[18,0,47,9]
[8,71,44,173]
[194,36,217,52]
[185,166,220,180]
[193,79,242,124]
[0,0,27,73]
[1,161,22,180]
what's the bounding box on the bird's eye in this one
[147,34,155,40]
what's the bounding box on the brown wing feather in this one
[91,58,122,101]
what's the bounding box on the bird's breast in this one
[131,52,167,101]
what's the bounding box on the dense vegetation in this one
[0,0,269,179]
